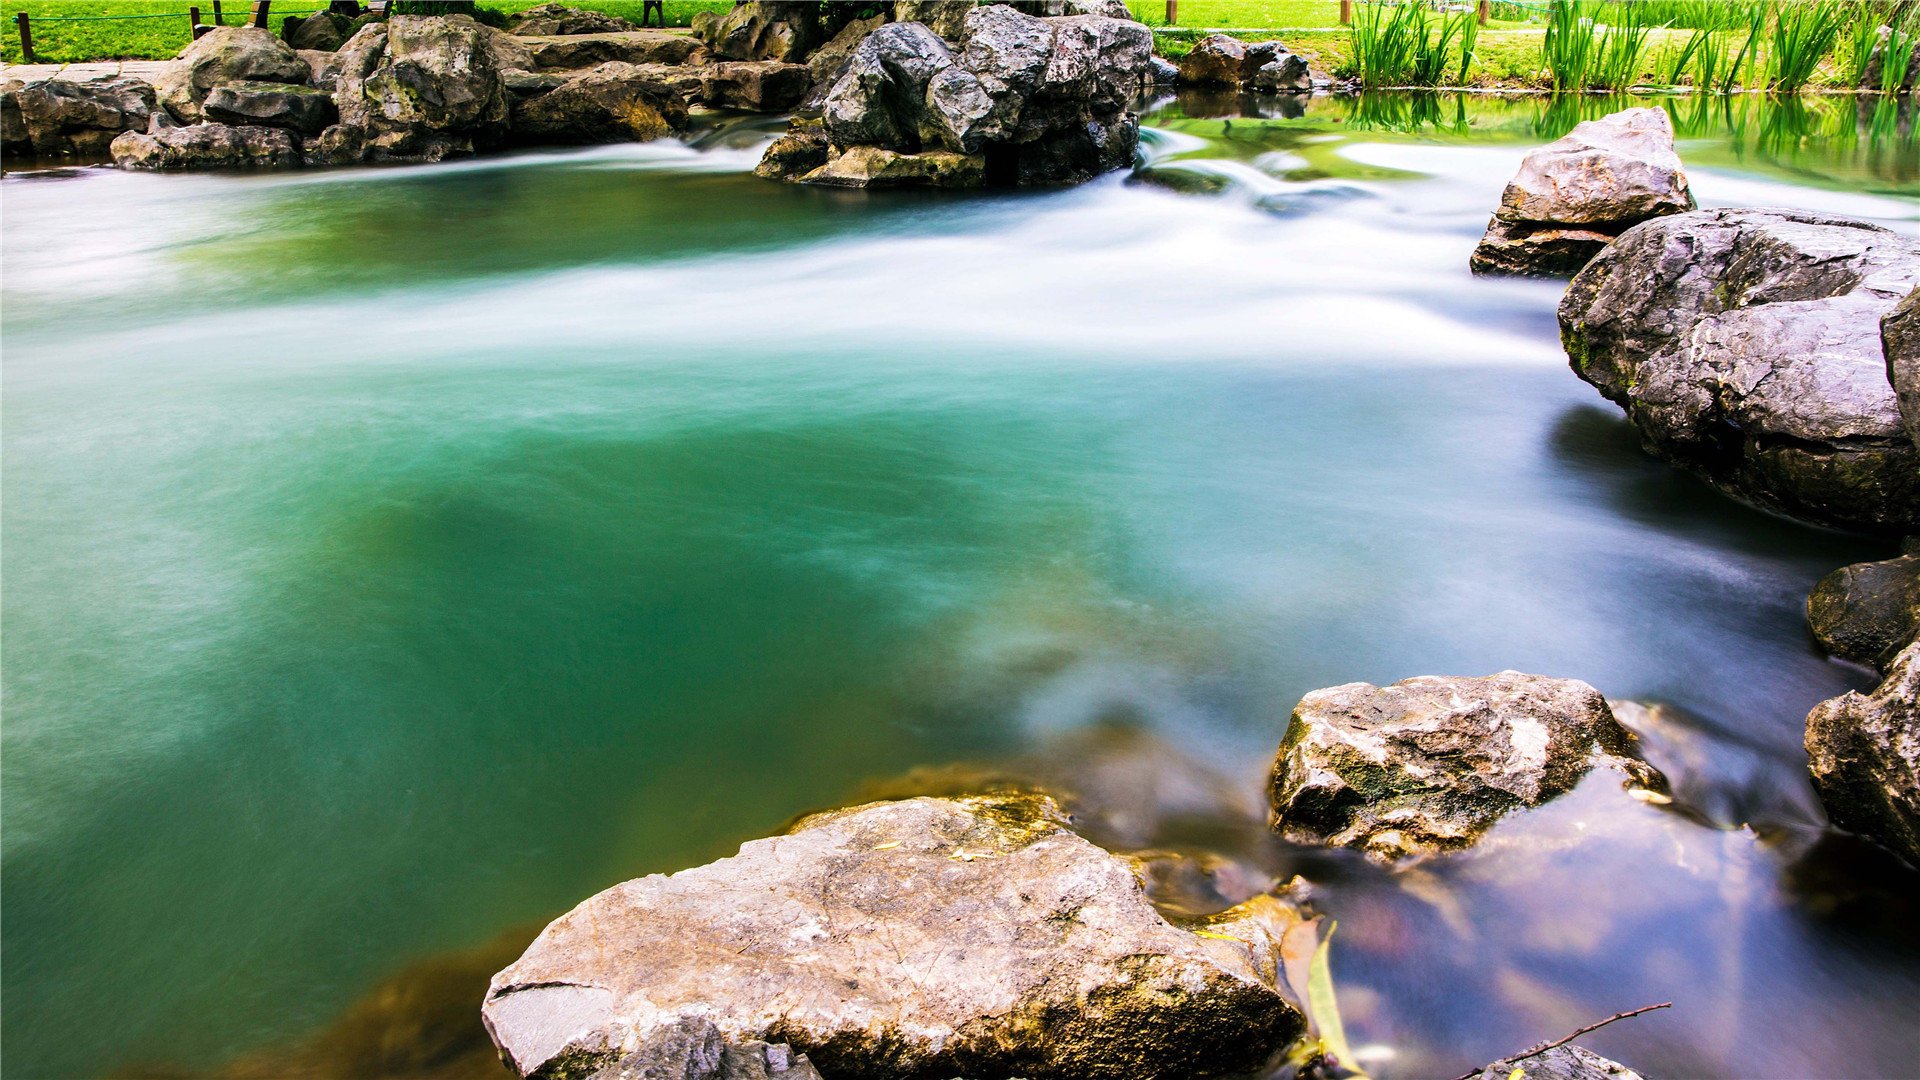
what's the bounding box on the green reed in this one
[1771,2,1846,90]
[1352,3,1477,88]
[1593,2,1653,88]
[1881,20,1916,92]
[1722,2,1770,91]
[1544,0,1600,90]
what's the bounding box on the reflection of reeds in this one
[1343,90,1462,134]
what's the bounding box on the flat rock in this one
[483,792,1305,1080]
[110,117,302,169]
[203,81,334,135]
[522,30,703,71]
[1268,671,1661,860]
[1806,641,1920,866]
[1473,107,1693,277]
[1808,554,1920,672]
[701,60,812,111]
[805,144,985,188]
[1470,1044,1647,1080]
[1559,207,1920,534]
[154,25,310,123]
[509,61,688,145]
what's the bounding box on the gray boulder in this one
[1268,672,1663,861]
[330,16,510,163]
[287,10,353,52]
[204,82,334,135]
[1470,1045,1647,1080]
[154,25,311,123]
[1473,107,1694,277]
[1147,54,1178,84]
[805,13,887,94]
[1806,641,1920,866]
[823,21,954,149]
[1885,287,1920,451]
[298,49,346,91]
[1560,207,1920,534]
[2,77,155,157]
[1176,34,1311,91]
[507,3,640,36]
[893,0,977,41]
[483,793,1306,1080]
[1808,554,1920,672]
[924,4,1053,152]
[111,113,302,169]
[509,61,688,145]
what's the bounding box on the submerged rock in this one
[1,77,155,157]
[1806,642,1920,866]
[483,792,1305,1080]
[1267,672,1662,860]
[154,25,312,123]
[1472,107,1694,277]
[508,61,688,145]
[1559,207,1920,534]
[1469,1044,1647,1080]
[1808,554,1920,672]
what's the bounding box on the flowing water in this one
[4,92,1918,1080]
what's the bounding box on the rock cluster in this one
[1174,33,1314,92]
[1,77,155,158]
[484,792,1305,1080]
[1559,207,1920,534]
[758,4,1152,188]
[1806,642,1920,866]
[1267,671,1663,861]
[1472,107,1694,277]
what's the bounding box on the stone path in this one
[3,60,169,82]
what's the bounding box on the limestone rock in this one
[3,77,155,157]
[805,144,985,188]
[154,25,311,123]
[701,60,812,111]
[893,0,977,41]
[522,30,703,71]
[1559,207,1920,533]
[1473,107,1694,277]
[509,62,688,145]
[1470,1045,1647,1080]
[1268,671,1661,860]
[1809,554,1920,672]
[507,4,640,36]
[204,82,334,135]
[753,116,830,180]
[287,10,353,52]
[1806,642,1920,866]
[331,16,510,163]
[805,13,887,93]
[695,1,837,62]
[823,21,954,148]
[299,48,346,91]
[1885,287,1920,452]
[111,116,302,169]
[483,793,1306,1080]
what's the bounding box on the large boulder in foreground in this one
[1469,1045,1647,1080]
[483,793,1305,1080]
[1268,672,1661,861]
[1808,554,1920,672]
[1559,207,1920,534]
[326,16,510,163]
[1,77,155,157]
[1472,107,1693,277]
[1806,642,1920,866]
[154,25,312,123]
[780,6,1151,189]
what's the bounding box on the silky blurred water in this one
[4,93,1918,1080]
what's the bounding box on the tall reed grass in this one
[1350,2,1478,88]
[1771,2,1846,90]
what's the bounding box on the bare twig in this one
[1448,1002,1672,1080]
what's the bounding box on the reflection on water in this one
[3,92,1918,1080]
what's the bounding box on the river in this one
[3,91,1917,1079]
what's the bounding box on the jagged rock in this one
[702,60,812,111]
[1469,1045,1647,1080]
[507,3,639,36]
[1559,207,1920,534]
[521,30,703,71]
[483,793,1306,1080]
[287,10,353,52]
[204,82,334,135]
[2,77,155,157]
[753,116,830,180]
[1267,672,1662,861]
[893,0,977,41]
[1885,288,1920,452]
[110,115,302,169]
[1244,42,1311,92]
[1809,554,1920,671]
[1806,642,1920,866]
[805,144,985,187]
[509,62,688,145]
[331,16,510,163]
[298,49,346,91]
[694,1,837,62]
[154,25,311,123]
[1473,107,1694,277]
[823,21,953,148]
[806,13,887,94]
[924,4,1054,152]
[1862,24,1920,93]
[1026,0,1135,16]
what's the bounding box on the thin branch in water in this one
[1447,1002,1673,1080]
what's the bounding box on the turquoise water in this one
[4,93,1918,1079]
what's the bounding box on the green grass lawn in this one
[1,1,732,64]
